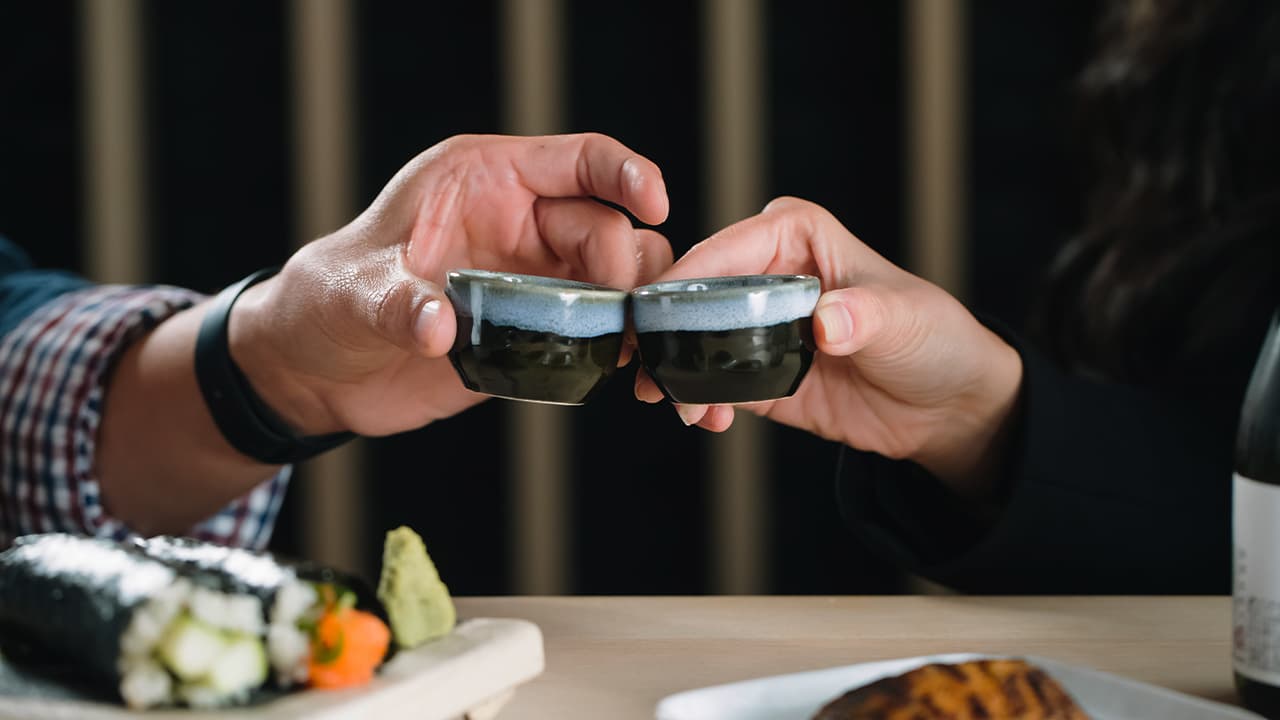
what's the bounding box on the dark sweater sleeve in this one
[837,325,1236,594]
[0,238,92,336]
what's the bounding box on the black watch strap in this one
[195,268,355,464]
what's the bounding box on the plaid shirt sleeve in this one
[0,285,290,550]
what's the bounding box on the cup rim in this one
[631,274,819,299]
[446,269,627,300]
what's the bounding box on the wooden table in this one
[457,596,1236,719]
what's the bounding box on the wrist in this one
[913,328,1024,498]
[227,277,344,436]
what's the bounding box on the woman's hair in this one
[1037,0,1280,387]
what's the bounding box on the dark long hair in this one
[1037,0,1280,394]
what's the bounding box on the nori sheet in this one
[0,533,396,701]
[0,534,180,685]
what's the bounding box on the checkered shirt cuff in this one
[0,285,289,549]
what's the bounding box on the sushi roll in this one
[0,534,393,710]
[137,536,393,692]
[0,534,269,709]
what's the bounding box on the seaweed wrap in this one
[0,534,394,709]
[0,534,268,709]
[137,536,393,691]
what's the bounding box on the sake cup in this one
[631,274,820,404]
[444,269,627,405]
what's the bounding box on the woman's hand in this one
[635,197,1022,497]
[233,133,673,437]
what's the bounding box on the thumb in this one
[812,286,887,357]
[369,273,457,358]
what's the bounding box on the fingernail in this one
[676,404,708,426]
[816,301,851,345]
[416,299,442,343]
[635,377,662,403]
[622,156,642,193]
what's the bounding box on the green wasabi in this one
[376,526,456,649]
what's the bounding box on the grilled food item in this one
[813,659,1090,720]
[0,534,392,709]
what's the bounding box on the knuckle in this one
[610,209,635,237]
[644,231,675,263]
[849,285,888,330]
[440,134,474,150]
[419,135,475,167]
[764,195,810,214]
[372,277,415,340]
[877,288,927,356]
[422,136,457,162]
[762,196,791,212]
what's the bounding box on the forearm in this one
[0,284,288,547]
[97,299,284,536]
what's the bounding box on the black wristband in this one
[195,268,355,464]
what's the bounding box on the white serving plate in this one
[0,617,543,720]
[655,653,1262,720]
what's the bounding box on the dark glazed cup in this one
[445,269,627,405]
[631,275,820,404]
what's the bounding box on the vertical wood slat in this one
[704,0,768,595]
[904,0,967,596]
[81,0,147,283]
[501,0,571,596]
[289,0,365,573]
[906,0,968,299]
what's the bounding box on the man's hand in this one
[232,133,673,437]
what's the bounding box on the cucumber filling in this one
[131,609,269,708]
[117,579,334,707]
[158,613,228,680]
[204,636,268,695]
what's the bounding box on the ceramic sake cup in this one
[444,269,627,405]
[631,274,820,404]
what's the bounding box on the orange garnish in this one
[307,607,391,689]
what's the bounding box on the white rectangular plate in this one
[0,617,543,719]
[655,653,1262,720]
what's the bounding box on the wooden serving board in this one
[0,617,544,720]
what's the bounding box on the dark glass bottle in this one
[1234,311,1280,717]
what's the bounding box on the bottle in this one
[1235,310,1280,716]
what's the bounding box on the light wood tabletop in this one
[457,595,1236,720]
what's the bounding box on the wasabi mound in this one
[376,526,456,649]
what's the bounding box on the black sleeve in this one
[836,325,1237,594]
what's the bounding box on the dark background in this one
[0,1,1097,594]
